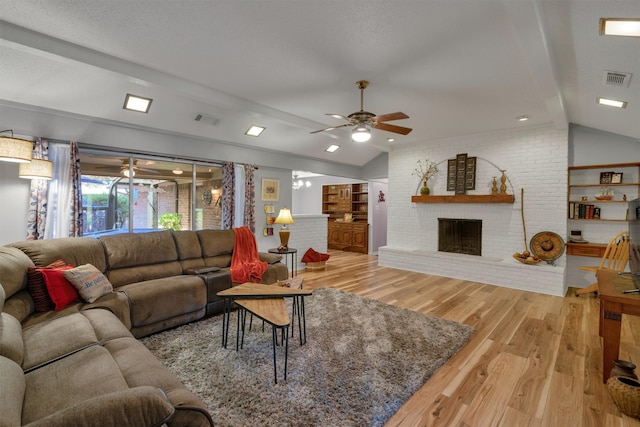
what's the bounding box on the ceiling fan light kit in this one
[311,80,412,142]
[352,124,371,142]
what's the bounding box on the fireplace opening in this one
[438,218,482,256]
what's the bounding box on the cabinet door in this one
[351,224,368,253]
[339,223,352,246]
[328,222,342,248]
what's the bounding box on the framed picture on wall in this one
[611,172,623,184]
[261,178,280,201]
[600,171,614,184]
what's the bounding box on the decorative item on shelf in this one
[491,177,498,195]
[412,158,439,196]
[343,213,353,223]
[499,170,508,195]
[514,188,542,265]
[607,376,640,418]
[611,359,638,380]
[274,207,294,249]
[596,187,614,200]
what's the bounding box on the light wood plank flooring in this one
[296,250,640,426]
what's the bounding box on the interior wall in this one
[380,124,569,296]
[565,124,640,288]
[0,162,30,245]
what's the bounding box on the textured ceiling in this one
[0,0,638,168]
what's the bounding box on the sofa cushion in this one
[0,356,25,427]
[63,264,114,303]
[118,276,206,328]
[196,229,235,257]
[41,266,80,310]
[0,312,24,366]
[172,230,202,260]
[100,230,178,270]
[106,261,183,288]
[260,252,283,264]
[24,386,175,427]
[23,345,130,425]
[0,246,34,300]
[27,259,68,312]
[8,237,107,272]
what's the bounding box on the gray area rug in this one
[141,287,475,427]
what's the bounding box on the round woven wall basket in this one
[608,376,640,418]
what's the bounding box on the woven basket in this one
[512,253,541,265]
[305,261,327,271]
[608,376,640,418]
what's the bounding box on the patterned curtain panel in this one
[69,142,83,237]
[26,138,50,240]
[221,162,235,229]
[244,164,257,232]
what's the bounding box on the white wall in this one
[380,124,569,296]
[565,124,640,288]
[0,162,31,244]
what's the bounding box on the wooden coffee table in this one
[235,297,290,383]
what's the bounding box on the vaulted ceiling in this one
[1,0,638,168]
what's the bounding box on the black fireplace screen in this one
[438,218,482,256]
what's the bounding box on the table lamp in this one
[274,208,294,249]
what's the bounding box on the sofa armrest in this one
[24,386,174,427]
[258,252,282,264]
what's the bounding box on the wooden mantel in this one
[411,194,515,204]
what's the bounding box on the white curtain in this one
[44,143,72,239]
[234,164,245,227]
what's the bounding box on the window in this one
[80,152,222,236]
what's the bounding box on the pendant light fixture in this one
[0,130,33,163]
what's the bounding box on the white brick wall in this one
[379,125,569,296]
[288,214,329,270]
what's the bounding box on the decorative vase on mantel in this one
[420,180,430,195]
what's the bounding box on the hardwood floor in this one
[296,250,640,426]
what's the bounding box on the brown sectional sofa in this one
[0,229,288,426]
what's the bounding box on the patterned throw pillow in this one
[41,266,79,310]
[62,264,113,303]
[26,259,68,312]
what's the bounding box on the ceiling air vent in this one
[194,113,219,126]
[602,70,632,87]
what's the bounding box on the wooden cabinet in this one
[323,182,369,253]
[567,162,639,257]
[327,221,369,254]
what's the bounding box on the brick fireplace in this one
[378,124,568,296]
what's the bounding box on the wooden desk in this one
[597,270,640,383]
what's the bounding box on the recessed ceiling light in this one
[325,145,340,153]
[600,18,640,37]
[516,115,529,122]
[597,97,628,108]
[123,94,152,113]
[172,168,184,175]
[387,138,395,142]
[245,125,265,137]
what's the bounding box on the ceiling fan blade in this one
[310,123,351,134]
[373,112,409,122]
[326,113,353,122]
[373,122,413,135]
[136,167,160,174]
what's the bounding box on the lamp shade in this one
[274,208,294,225]
[19,159,53,180]
[0,136,33,163]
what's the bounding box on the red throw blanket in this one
[301,248,330,263]
[230,227,267,283]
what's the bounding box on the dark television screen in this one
[630,198,640,276]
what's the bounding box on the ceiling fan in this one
[310,80,412,142]
[119,160,159,177]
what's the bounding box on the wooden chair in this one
[575,230,630,296]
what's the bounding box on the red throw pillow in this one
[41,266,80,310]
[27,259,68,312]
